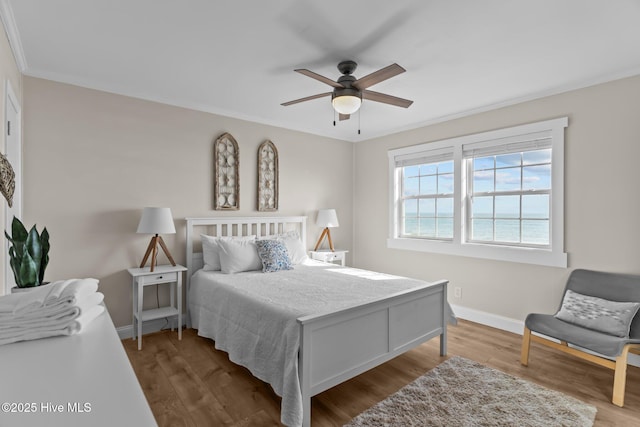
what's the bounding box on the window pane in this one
[403,199,417,216]
[403,176,419,197]
[495,167,521,192]
[522,220,549,244]
[420,175,437,195]
[437,218,453,238]
[522,194,549,219]
[404,165,420,177]
[471,219,493,241]
[523,149,551,165]
[495,219,520,242]
[438,173,454,194]
[419,218,436,237]
[473,170,494,192]
[420,163,437,175]
[495,195,520,218]
[523,165,551,190]
[437,198,453,217]
[419,199,435,217]
[403,217,418,236]
[473,156,494,170]
[472,196,493,218]
[496,153,521,168]
[438,160,454,174]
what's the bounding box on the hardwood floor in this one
[122,320,640,426]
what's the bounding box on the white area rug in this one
[345,356,596,427]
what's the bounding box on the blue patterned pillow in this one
[255,240,293,273]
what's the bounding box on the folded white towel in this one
[0,292,104,330]
[0,278,99,315]
[0,305,105,346]
[0,282,60,313]
[0,278,105,347]
[68,304,105,334]
[0,310,78,336]
[49,278,99,306]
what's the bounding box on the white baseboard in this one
[117,315,186,340]
[450,303,640,368]
[451,304,525,335]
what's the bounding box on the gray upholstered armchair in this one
[521,269,640,407]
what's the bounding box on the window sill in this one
[387,237,567,268]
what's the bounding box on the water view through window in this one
[402,160,454,239]
[401,149,551,246]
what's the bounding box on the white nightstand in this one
[309,250,348,266]
[127,264,187,350]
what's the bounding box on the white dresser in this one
[0,306,156,427]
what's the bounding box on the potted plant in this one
[4,216,50,290]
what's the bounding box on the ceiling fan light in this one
[332,95,362,115]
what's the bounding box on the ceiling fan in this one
[281,60,413,122]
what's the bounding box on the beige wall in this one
[0,17,22,296]
[354,75,640,322]
[22,77,354,327]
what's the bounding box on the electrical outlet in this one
[454,287,462,298]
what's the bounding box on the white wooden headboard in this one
[184,216,307,325]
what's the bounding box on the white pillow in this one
[258,231,308,264]
[218,239,262,274]
[278,231,309,264]
[201,234,256,271]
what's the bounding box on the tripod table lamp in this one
[314,208,339,251]
[137,207,177,272]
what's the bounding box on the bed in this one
[185,216,449,427]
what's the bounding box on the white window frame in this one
[396,148,455,240]
[388,117,568,268]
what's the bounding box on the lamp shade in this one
[316,209,339,228]
[332,95,362,115]
[136,207,176,234]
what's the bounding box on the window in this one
[466,141,551,247]
[400,158,454,239]
[388,118,567,267]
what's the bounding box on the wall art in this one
[257,140,278,211]
[214,132,239,210]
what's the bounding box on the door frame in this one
[4,79,21,294]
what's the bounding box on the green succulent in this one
[4,216,50,288]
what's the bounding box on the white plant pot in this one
[11,286,37,293]
[10,283,50,293]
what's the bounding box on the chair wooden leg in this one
[612,345,631,407]
[521,327,532,366]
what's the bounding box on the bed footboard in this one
[297,279,448,427]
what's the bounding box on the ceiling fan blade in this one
[281,92,332,106]
[339,113,350,121]
[353,63,406,90]
[295,69,344,88]
[362,90,413,108]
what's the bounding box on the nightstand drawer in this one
[309,250,348,266]
[138,271,178,285]
[319,252,343,262]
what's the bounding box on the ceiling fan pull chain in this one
[333,109,336,126]
[358,105,361,135]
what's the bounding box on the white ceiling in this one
[2,0,640,142]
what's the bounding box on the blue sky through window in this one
[470,149,551,244]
